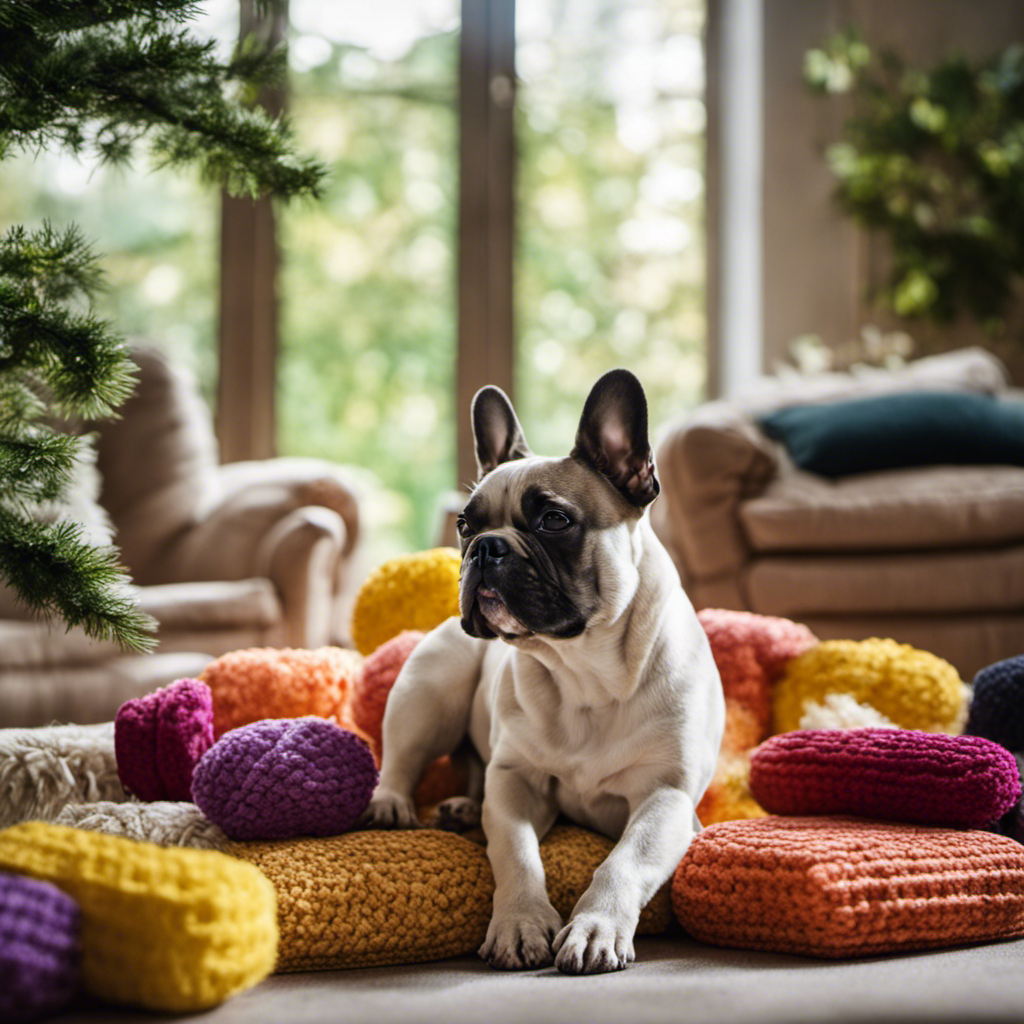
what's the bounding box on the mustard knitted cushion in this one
[351,548,461,655]
[540,825,672,935]
[230,824,671,972]
[772,638,966,734]
[0,822,277,1012]
[672,817,1024,958]
[230,829,494,970]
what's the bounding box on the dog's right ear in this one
[472,385,532,479]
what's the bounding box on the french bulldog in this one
[363,369,724,975]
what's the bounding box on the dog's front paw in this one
[479,902,563,970]
[359,787,422,829]
[553,913,635,975]
[431,796,482,833]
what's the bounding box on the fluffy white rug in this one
[0,721,128,828]
[54,800,229,851]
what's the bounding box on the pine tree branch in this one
[0,13,326,198]
[0,513,157,653]
[0,429,77,507]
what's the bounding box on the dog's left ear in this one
[571,369,659,507]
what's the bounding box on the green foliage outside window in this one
[805,33,1024,335]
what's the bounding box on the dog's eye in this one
[538,509,572,532]
[456,516,472,539]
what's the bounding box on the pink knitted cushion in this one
[115,679,215,801]
[350,631,425,758]
[749,728,1021,828]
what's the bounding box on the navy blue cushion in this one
[758,391,1024,478]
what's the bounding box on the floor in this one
[51,934,1024,1024]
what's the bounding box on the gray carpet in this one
[52,935,1024,1024]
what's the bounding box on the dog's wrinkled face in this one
[458,369,660,642]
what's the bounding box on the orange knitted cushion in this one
[672,817,1024,958]
[200,647,365,741]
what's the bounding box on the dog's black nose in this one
[474,535,510,564]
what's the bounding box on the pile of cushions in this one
[2,549,1024,1016]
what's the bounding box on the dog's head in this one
[457,369,659,642]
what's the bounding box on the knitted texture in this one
[230,829,494,970]
[0,822,277,1012]
[351,548,461,656]
[694,609,816,826]
[698,608,818,749]
[191,718,379,841]
[967,654,1024,751]
[672,816,1024,958]
[0,872,79,1022]
[200,646,366,740]
[540,825,671,935]
[114,678,214,801]
[772,638,966,735]
[798,693,898,730]
[749,729,1021,827]
[350,630,426,755]
[0,722,127,830]
[54,800,230,852]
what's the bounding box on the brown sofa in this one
[651,347,1024,679]
[0,346,365,726]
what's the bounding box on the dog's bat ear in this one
[571,369,659,507]
[471,385,532,479]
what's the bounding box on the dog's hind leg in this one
[361,617,487,828]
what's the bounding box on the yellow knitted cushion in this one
[772,638,966,734]
[230,829,494,970]
[0,822,277,1012]
[540,825,672,935]
[351,548,461,655]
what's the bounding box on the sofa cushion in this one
[741,463,1024,553]
[759,392,1024,478]
[746,543,1024,617]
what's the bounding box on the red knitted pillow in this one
[749,728,1021,828]
[672,817,1024,958]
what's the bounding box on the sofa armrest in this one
[653,402,779,580]
[145,457,360,586]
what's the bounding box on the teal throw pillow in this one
[759,391,1024,478]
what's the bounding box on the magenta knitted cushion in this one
[0,872,80,1021]
[115,679,215,801]
[191,718,379,841]
[749,728,1021,828]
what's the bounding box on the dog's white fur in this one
[364,453,724,975]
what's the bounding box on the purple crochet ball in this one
[0,872,80,1021]
[191,717,379,841]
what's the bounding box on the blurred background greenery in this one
[0,0,705,562]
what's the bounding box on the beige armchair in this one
[0,346,364,726]
[651,348,1024,679]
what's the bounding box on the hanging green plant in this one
[805,32,1024,335]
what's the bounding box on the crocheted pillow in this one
[967,654,1024,751]
[0,822,276,1012]
[672,817,1024,958]
[772,638,966,735]
[191,718,378,841]
[749,729,1021,827]
[351,548,461,655]
[0,872,79,1022]
[695,609,817,825]
[230,825,672,971]
[541,825,671,935]
[114,678,214,801]
[230,829,493,970]
[200,646,365,740]
[350,630,426,754]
